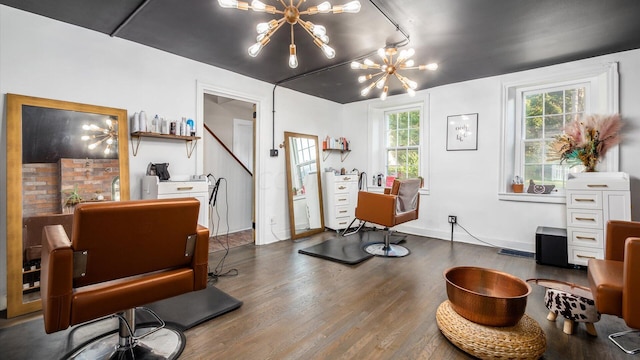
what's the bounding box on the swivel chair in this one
[353,178,422,257]
[41,198,209,359]
[588,220,640,354]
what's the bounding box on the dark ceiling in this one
[3,0,640,104]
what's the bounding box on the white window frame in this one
[383,107,421,179]
[499,62,619,203]
[367,94,430,194]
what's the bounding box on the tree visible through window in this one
[385,108,420,179]
[522,86,586,188]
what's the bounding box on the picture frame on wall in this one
[446,113,478,151]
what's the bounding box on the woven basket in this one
[436,300,546,359]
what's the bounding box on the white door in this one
[233,118,253,171]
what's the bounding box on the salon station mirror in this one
[284,132,324,240]
[6,94,130,317]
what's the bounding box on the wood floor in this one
[187,231,632,359]
[1,231,634,359]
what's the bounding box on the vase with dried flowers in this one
[548,114,622,172]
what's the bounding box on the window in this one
[385,108,421,179]
[292,137,316,190]
[500,62,619,202]
[518,84,587,189]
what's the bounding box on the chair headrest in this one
[394,178,422,213]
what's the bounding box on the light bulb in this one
[251,0,266,11]
[288,44,298,68]
[320,43,335,59]
[311,24,326,37]
[407,79,418,89]
[357,75,368,83]
[248,42,264,57]
[256,22,270,34]
[333,1,360,13]
[360,82,375,96]
[351,61,362,69]
[104,146,111,155]
[404,59,414,67]
[88,143,98,150]
[257,33,265,42]
[105,119,112,126]
[82,124,91,130]
[407,88,416,97]
[381,86,389,100]
[364,58,375,66]
[376,76,386,89]
[106,137,114,145]
[81,135,90,141]
[377,48,387,59]
[406,48,415,58]
[426,63,438,70]
[317,1,332,12]
[218,0,239,8]
[341,1,361,13]
[319,34,329,44]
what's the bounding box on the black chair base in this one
[609,329,640,354]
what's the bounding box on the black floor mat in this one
[298,231,406,265]
[143,286,243,331]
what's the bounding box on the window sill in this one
[367,186,430,196]
[498,192,566,204]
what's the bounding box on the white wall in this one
[0,5,342,310]
[343,49,640,252]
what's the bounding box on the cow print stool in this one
[544,288,600,336]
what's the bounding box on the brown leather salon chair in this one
[588,220,640,354]
[353,178,422,257]
[41,198,209,359]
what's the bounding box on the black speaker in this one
[535,226,569,268]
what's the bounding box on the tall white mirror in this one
[284,132,324,240]
[6,94,130,317]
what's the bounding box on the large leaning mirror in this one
[284,132,324,240]
[6,94,130,317]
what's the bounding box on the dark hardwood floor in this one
[1,231,634,359]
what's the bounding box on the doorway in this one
[202,93,255,251]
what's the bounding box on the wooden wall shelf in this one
[130,131,201,158]
[322,149,351,162]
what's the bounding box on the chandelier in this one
[351,47,438,100]
[81,118,118,155]
[218,0,361,68]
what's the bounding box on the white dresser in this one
[142,176,209,227]
[322,173,359,230]
[565,172,631,266]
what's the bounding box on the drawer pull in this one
[576,236,596,241]
[339,210,348,213]
[587,184,608,188]
[575,217,596,222]
[338,221,347,225]
[342,177,350,181]
[576,254,596,259]
[575,198,595,202]
[177,186,193,191]
[338,186,347,190]
[338,198,347,202]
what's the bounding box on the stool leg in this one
[547,311,557,321]
[563,319,575,335]
[585,322,598,336]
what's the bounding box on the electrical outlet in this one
[270,217,276,225]
[448,215,457,224]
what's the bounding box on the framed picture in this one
[446,113,478,151]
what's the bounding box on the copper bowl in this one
[444,266,531,327]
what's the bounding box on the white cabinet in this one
[142,176,209,227]
[565,172,631,266]
[322,173,359,230]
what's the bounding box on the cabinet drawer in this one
[334,194,350,205]
[568,246,603,266]
[567,209,602,229]
[335,205,353,218]
[334,217,352,229]
[157,181,208,194]
[566,192,601,209]
[336,175,358,182]
[567,228,603,249]
[334,183,351,194]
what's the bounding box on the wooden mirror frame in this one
[284,132,325,240]
[6,94,130,317]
